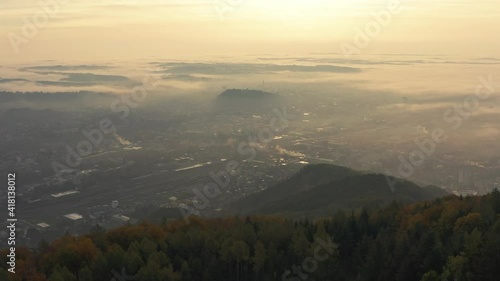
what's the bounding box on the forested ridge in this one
[2,190,500,281]
[230,164,447,216]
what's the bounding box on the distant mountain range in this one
[0,91,113,101]
[0,91,116,110]
[227,164,448,216]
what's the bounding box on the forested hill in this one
[228,164,448,216]
[2,191,500,281]
[213,88,283,112]
[217,89,278,99]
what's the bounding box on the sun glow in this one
[246,0,372,18]
[1,0,499,61]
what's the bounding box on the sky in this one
[1,0,500,62]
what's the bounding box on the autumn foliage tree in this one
[1,192,500,281]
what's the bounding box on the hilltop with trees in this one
[2,190,500,281]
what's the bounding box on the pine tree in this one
[253,241,267,281]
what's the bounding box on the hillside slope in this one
[3,191,500,281]
[228,164,447,215]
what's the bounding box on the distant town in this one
[1,88,499,248]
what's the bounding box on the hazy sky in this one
[1,0,500,62]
